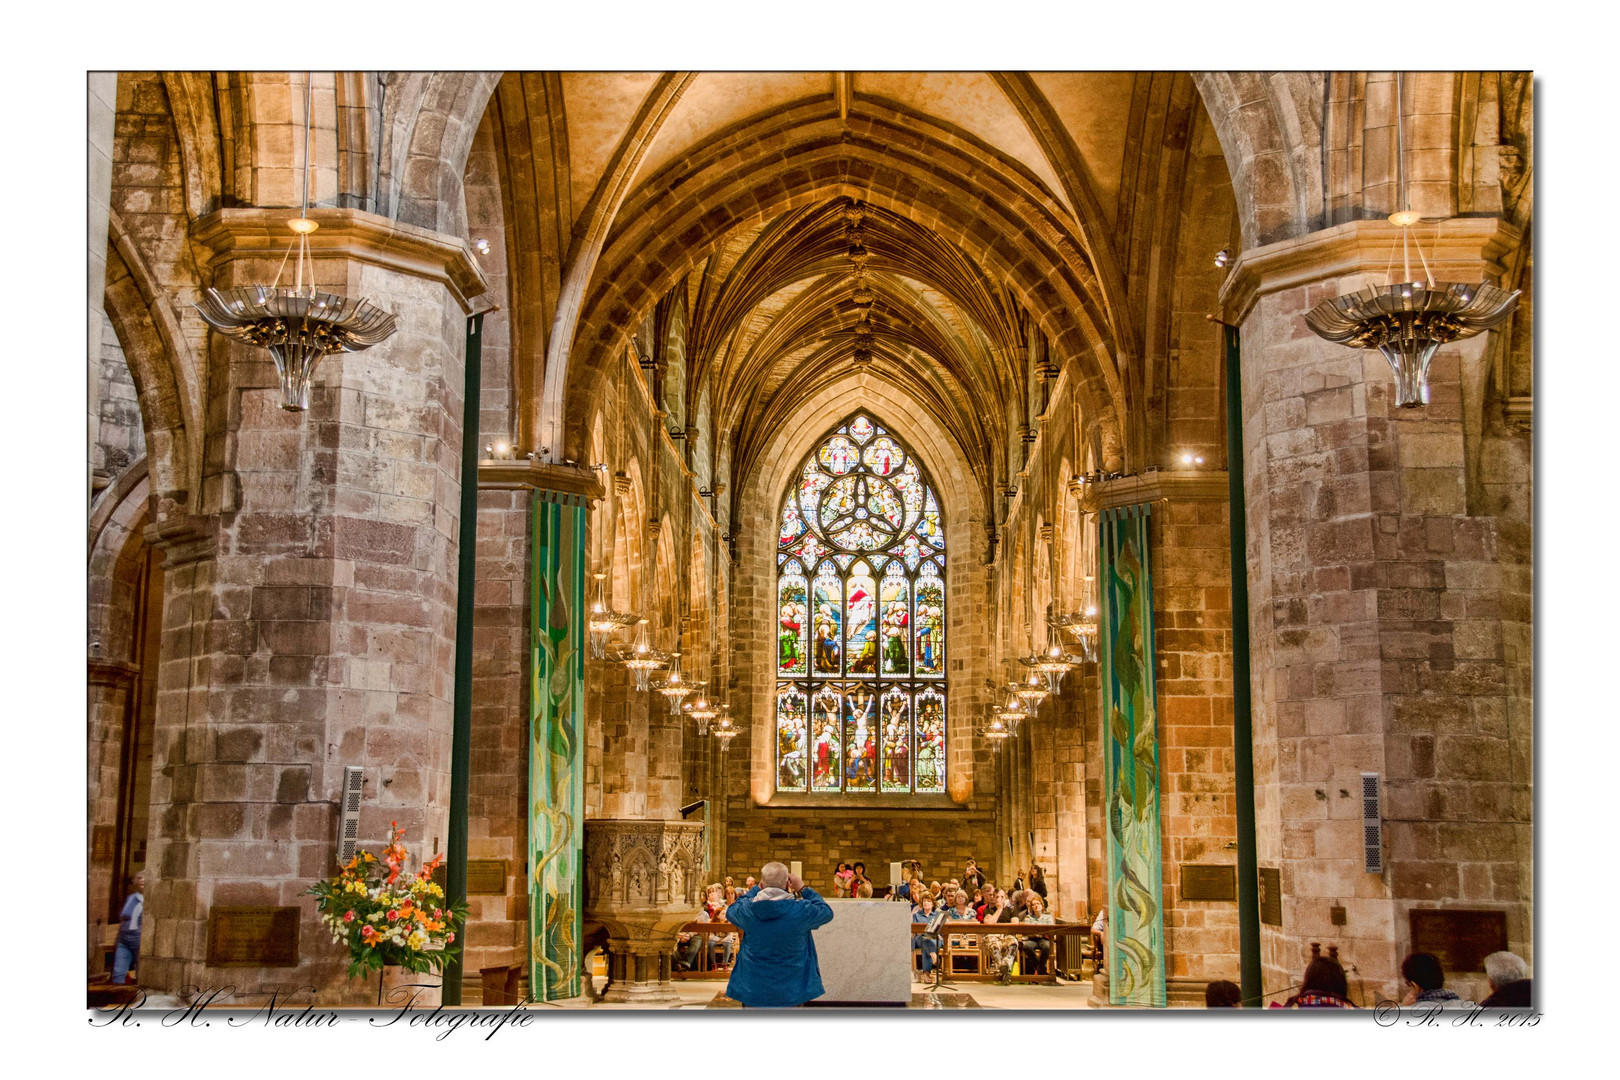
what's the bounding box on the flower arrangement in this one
[307,822,468,981]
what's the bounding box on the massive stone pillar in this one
[1220,217,1529,1003]
[138,208,485,1003]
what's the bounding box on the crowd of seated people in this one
[894,859,1060,983]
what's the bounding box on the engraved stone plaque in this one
[206,906,300,967]
[1408,909,1508,974]
[1180,864,1236,901]
[91,825,116,863]
[1258,867,1282,926]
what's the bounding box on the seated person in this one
[911,893,941,976]
[1480,951,1532,1009]
[704,884,738,970]
[945,889,976,922]
[1016,894,1056,974]
[673,932,702,972]
[979,888,1019,980]
[1091,906,1107,973]
[1205,980,1242,1007]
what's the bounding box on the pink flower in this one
[387,910,399,921]
[343,911,355,923]
[433,908,442,918]
[446,932,455,944]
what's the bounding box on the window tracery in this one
[774,415,946,795]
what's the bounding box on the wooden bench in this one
[917,922,1090,985]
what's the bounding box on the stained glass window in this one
[775,414,946,794]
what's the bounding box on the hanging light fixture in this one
[587,572,639,659]
[621,618,667,691]
[1014,669,1049,709]
[651,652,697,715]
[1304,74,1518,408]
[1022,640,1079,695]
[195,74,397,411]
[982,709,1012,746]
[709,705,740,751]
[683,691,719,730]
[995,685,1028,733]
[1049,598,1100,664]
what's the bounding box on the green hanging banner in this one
[1101,502,1166,1008]
[529,494,588,1001]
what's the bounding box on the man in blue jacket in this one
[724,861,835,1007]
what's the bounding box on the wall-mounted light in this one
[1214,248,1231,269]
[473,238,491,256]
[1177,451,1206,467]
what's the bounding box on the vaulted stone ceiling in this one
[476,71,1233,514]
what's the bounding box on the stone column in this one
[138,208,485,1003]
[88,72,117,491]
[1220,217,1529,1003]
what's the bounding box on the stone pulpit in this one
[583,818,705,1002]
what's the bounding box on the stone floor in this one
[558,974,1101,1010]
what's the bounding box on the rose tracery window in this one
[774,415,945,795]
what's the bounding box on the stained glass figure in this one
[775,414,947,794]
[880,690,911,791]
[916,690,946,791]
[845,561,879,676]
[778,572,808,676]
[812,562,843,676]
[776,688,808,790]
[863,436,903,476]
[811,690,842,790]
[880,568,910,674]
[844,684,878,791]
[915,562,945,677]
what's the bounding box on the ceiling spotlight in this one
[1214,249,1231,268]
[1180,453,1194,465]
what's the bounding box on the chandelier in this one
[1304,272,1518,407]
[1014,670,1049,709]
[1049,603,1100,664]
[651,652,697,715]
[587,572,639,659]
[620,618,667,691]
[195,75,396,411]
[1303,76,1518,408]
[1022,641,1080,695]
[981,710,1012,745]
[683,691,719,729]
[709,706,739,751]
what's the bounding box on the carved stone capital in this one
[190,207,489,313]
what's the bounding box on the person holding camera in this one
[724,862,836,1008]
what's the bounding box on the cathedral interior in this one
[85,70,1533,1010]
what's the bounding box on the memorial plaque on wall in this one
[1408,909,1507,973]
[206,906,300,967]
[91,825,116,863]
[467,859,508,894]
[1258,867,1282,926]
[430,860,508,894]
[1180,864,1237,901]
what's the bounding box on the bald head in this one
[761,861,790,889]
